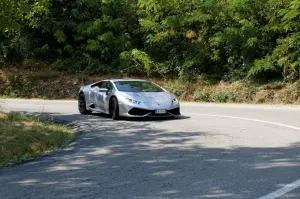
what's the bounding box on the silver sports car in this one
[78,79,180,119]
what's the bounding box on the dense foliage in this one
[1,0,300,81]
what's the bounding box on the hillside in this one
[1,68,299,105]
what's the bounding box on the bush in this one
[254,90,275,104]
[211,91,237,103]
[194,88,212,102]
[263,82,286,90]
[163,80,195,100]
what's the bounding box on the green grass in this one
[0,113,77,169]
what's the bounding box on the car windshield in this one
[114,81,164,92]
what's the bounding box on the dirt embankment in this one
[1,68,300,105]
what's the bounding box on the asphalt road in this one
[1,99,300,199]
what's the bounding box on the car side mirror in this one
[98,88,108,93]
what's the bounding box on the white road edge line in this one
[258,179,300,199]
[184,112,300,131]
[184,112,300,199]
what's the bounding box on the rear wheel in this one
[78,93,91,114]
[110,97,120,120]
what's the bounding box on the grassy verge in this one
[0,112,77,169]
[0,68,300,105]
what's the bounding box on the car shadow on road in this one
[15,111,191,124]
[89,112,191,121]
[1,111,300,199]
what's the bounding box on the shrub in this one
[211,91,237,103]
[263,82,286,90]
[194,88,211,102]
[163,80,195,100]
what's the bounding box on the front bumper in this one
[128,107,180,117]
[119,104,180,118]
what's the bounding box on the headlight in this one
[127,98,141,105]
[172,98,179,105]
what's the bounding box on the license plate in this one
[155,109,167,114]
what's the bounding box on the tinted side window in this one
[103,82,114,92]
[91,81,103,88]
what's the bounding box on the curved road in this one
[1,99,300,199]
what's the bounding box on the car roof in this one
[103,79,147,82]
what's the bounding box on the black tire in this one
[78,93,91,115]
[110,97,120,120]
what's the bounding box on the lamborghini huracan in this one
[78,79,180,119]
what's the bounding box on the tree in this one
[0,0,299,81]
[0,0,28,32]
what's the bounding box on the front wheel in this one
[110,97,120,120]
[78,93,91,115]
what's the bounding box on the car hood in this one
[120,91,173,108]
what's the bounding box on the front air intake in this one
[128,108,152,116]
[168,107,180,115]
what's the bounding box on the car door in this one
[94,82,107,111]
[89,81,103,109]
[101,81,114,112]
